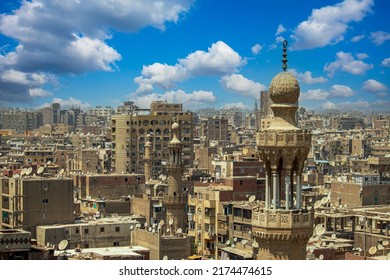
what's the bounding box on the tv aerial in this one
[368,246,377,255]
[37,166,44,175]
[58,239,69,251]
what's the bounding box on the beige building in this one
[111,101,194,175]
[1,177,73,237]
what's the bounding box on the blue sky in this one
[0,0,389,112]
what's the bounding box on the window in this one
[84,228,89,234]
[42,198,49,204]
[100,227,105,233]
[75,227,80,234]
[113,241,120,246]
[115,227,120,232]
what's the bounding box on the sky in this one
[0,0,389,112]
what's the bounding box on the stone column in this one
[296,174,302,209]
[265,172,270,209]
[272,172,278,210]
[285,175,290,210]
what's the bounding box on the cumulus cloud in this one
[39,97,91,111]
[29,88,53,97]
[322,101,337,110]
[324,51,373,76]
[220,74,266,99]
[338,100,370,110]
[362,79,387,92]
[301,89,329,100]
[0,0,194,103]
[251,44,263,55]
[330,85,355,97]
[222,102,249,110]
[275,24,286,36]
[351,34,365,42]
[128,89,217,110]
[370,31,390,45]
[291,0,373,50]
[381,58,390,67]
[134,41,246,93]
[289,69,328,84]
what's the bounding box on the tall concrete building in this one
[254,41,313,260]
[111,101,194,175]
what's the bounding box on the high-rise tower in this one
[144,134,152,182]
[163,122,187,231]
[253,40,313,260]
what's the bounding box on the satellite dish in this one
[166,228,170,233]
[233,237,237,242]
[383,240,389,246]
[37,166,44,174]
[130,225,134,230]
[59,169,65,176]
[97,145,101,149]
[168,219,174,226]
[315,224,325,236]
[378,244,384,250]
[329,242,335,248]
[152,223,157,229]
[252,240,259,249]
[248,195,256,203]
[319,254,324,260]
[163,256,168,260]
[225,240,231,246]
[314,201,322,209]
[241,240,247,245]
[177,228,182,234]
[20,168,27,176]
[26,167,33,176]
[321,197,328,205]
[136,223,141,228]
[148,227,152,232]
[144,222,148,228]
[231,244,235,248]
[46,160,51,165]
[58,240,69,251]
[157,225,161,230]
[331,233,336,239]
[309,247,315,253]
[368,246,377,255]
[152,229,156,234]
[188,215,193,222]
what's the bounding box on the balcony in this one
[203,200,216,208]
[217,214,228,222]
[233,216,252,225]
[203,231,216,240]
[252,209,314,229]
[218,228,228,235]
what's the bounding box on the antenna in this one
[368,246,377,255]
[248,195,256,203]
[25,167,33,176]
[37,166,44,175]
[58,239,69,251]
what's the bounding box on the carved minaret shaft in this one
[163,122,187,232]
[254,40,313,260]
[144,134,152,181]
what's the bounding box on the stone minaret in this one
[144,134,152,181]
[163,122,187,232]
[253,40,314,260]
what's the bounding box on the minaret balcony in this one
[252,209,313,229]
[256,130,311,148]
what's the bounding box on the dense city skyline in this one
[0,0,389,112]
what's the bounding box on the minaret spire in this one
[282,40,288,71]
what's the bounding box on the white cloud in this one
[0,0,194,103]
[251,44,263,55]
[338,100,370,110]
[301,89,329,100]
[220,74,266,99]
[289,69,328,84]
[322,101,337,110]
[351,34,365,42]
[134,41,246,93]
[324,51,373,76]
[370,31,390,45]
[179,41,246,76]
[222,102,249,110]
[291,0,373,50]
[275,24,286,36]
[381,58,390,67]
[356,53,369,60]
[330,85,355,97]
[29,88,53,97]
[129,89,216,110]
[39,97,91,111]
[363,79,387,92]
